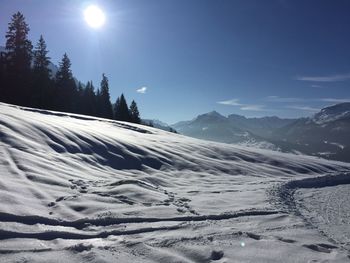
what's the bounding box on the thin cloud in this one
[217,99,266,111]
[296,73,350,82]
[266,96,305,103]
[136,86,147,94]
[267,96,350,104]
[287,105,320,112]
[319,98,350,103]
[311,84,323,88]
[240,105,266,111]
[217,99,242,106]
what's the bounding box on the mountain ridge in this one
[171,103,350,162]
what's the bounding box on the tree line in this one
[0,12,141,124]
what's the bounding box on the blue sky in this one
[1,0,350,123]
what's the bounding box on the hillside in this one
[0,103,350,262]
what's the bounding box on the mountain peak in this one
[322,102,350,112]
[313,102,350,124]
[195,111,226,121]
[185,111,228,127]
[206,110,225,118]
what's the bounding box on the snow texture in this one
[0,102,350,262]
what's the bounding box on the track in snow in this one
[273,172,350,250]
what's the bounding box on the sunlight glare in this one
[84,5,106,28]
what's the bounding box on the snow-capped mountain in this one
[0,102,350,262]
[172,111,294,146]
[172,111,262,144]
[272,103,350,162]
[312,102,350,124]
[172,103,350,162]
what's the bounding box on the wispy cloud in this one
[240,105,266,111]
[311,84,323,88]
[286,105,320,112]
[136,86,147,94]
[319,98,350,103]
[217,98,266,111]
[267,96,350,104]
[296,73,350,82]
[217,99,242,106]
[266,96,305,103]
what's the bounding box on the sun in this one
[84,5,106,28]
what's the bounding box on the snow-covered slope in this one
[1,103,350,262]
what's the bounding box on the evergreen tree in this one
[82,81,97,116]
[97,74,113,119]
[113,96,120,119]
[129,100,141,124]
[169,127,178,133]
[33,35,51,76]
[4,12,33,105]
[114,93,130,121]
[0,51,6,102]
[32,35,52,108]
[76,81,85,114]
[54,53,77,112]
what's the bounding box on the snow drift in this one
[0,103,350,262]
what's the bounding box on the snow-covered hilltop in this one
[0,103,350,262]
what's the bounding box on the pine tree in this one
[32,35,52,108]
[4,12,33,105]
[97,74,113,119]
[129,100,141,124]
[81,81,97,116]
[114,93,131,121]
[0,51,6,102]
[113,97,120,119]
[54,53,77,112]
[33,35,51,76]
[56,53,73,82]
[76,81,84,114]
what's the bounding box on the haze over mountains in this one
[172,103,350,162]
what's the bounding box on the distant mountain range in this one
[142,119,177,133]
[172,103,350,162]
